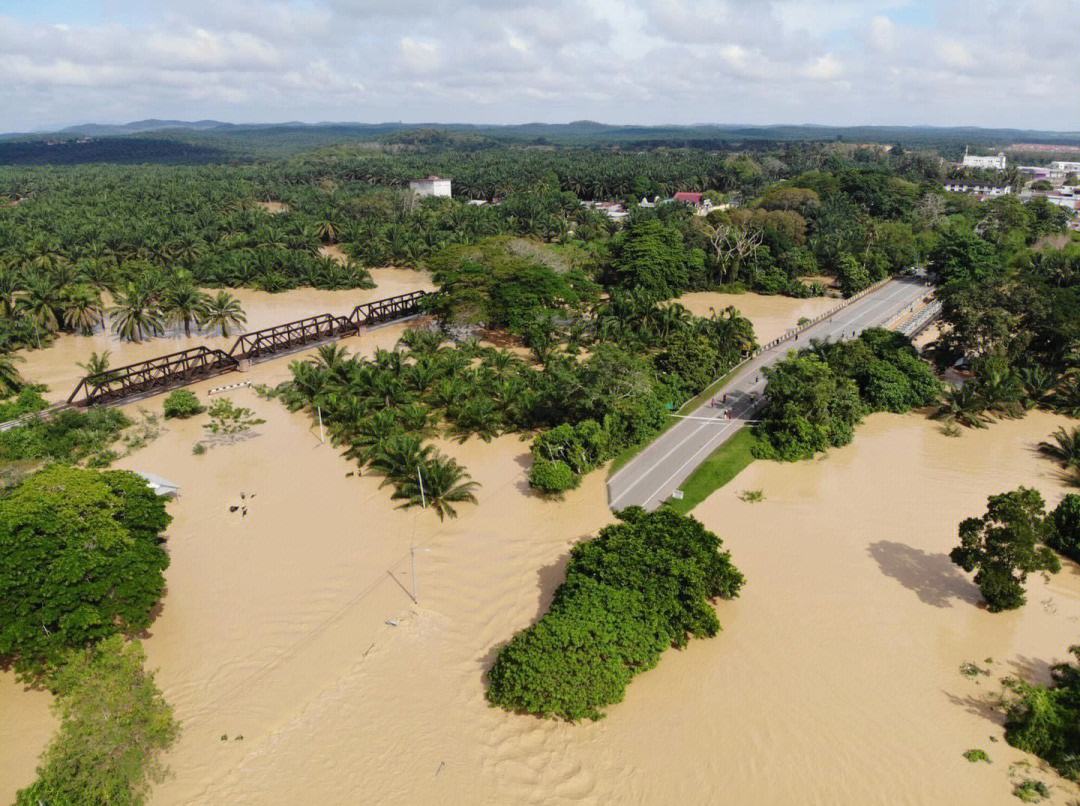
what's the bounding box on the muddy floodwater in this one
[3,287,1080,804]
[676,291,839,344]
[18,268,432,403]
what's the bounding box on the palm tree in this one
[936,384,989,429]
[61,284,104,335]
[312,343,351,372]
[392,455,480,520]
[109,285,165,343]
[164,285,211,337]
[16,275,62,347]
[369,433,434,485]
[77,350,112,378]
[1040,426,1080,469]
[201,290,247,337]
[0,351,25,395]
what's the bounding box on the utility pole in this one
[317,405,325,444]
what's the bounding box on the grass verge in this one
[666,427,759,515]
[607,368,738,478]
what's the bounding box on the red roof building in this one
[672,192,704,205]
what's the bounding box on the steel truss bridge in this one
[67,289,429,407]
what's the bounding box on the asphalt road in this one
[606,277,934,512]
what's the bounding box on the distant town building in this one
[672,192,704,205]
[943,182,1012,198]
[1049,161,1080,174]
[409,176,452,197]
[961,148,1007,170]
[583,200,629,221]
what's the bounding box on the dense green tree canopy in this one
[0,465,172,677]
[486,507,744,720]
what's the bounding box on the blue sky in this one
[0,0,1076,132]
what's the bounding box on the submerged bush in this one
[1005,645,1080,782]
[528,459,578,495]
[162,389,205,419]
[486,507,744,721]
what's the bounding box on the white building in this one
[961,148,1007,170]
[943,182,1012,197]
[409,175,452,197]
[1050,161,1080,173]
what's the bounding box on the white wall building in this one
[409,175,452,197]
[1049,161,1080,174]
[944,182,1012,197]
[961,148,1007,170]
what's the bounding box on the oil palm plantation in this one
[201,290,247,337]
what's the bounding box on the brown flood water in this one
[676,291,838,344]
[17,268,432,404]
[3,287,1080,805]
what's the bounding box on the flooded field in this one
[3,287,1079,805]
[17,268,432,403]
[676,291,839,344]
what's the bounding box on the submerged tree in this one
[950,487,1060,612]
[15,636,180,806]
[200,290,247,338]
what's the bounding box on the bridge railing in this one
[67,347,240,406]
[228,312,354,360]
[65,289,432,407]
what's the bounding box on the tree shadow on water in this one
[867,540,981,608]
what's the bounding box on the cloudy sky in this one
[1,0,1077,132]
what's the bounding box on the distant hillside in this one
[2,119,1080,166]
[58,119,233,136]
[0,137,232,166]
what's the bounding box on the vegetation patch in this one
[963,748,991,763]
[1004,645,1080,782]
[753,328,941,462]
[0,465,172,680]
[950,487,1061,612]
[486,508,743,721]
[667,428,759,515]
[15,636,179,806]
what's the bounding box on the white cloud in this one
[803,53,843,81]
[0,0,1076,131]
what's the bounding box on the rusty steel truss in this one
[228,312,355,360]
[67,290,429,406]
[67,346,240,406]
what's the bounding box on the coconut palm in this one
[109,285,165,343]
[1040,426,1080,469]
[201,290,247,338]
[0,351,25,395]
[164,285,211,337]
[392,454,480,520]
